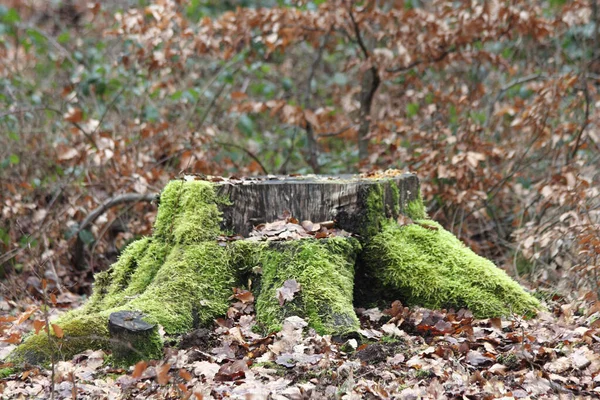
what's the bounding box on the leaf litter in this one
[2,291,600,398]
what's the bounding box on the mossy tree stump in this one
[9,173,541,366]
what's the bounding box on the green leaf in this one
[332,72,348,86]
[2,8,20,24]
[237,114,255,136]
[0,228,9,245]
[9,154,19,165]
[170,90,183,100]
[78,230,95,245]
[282,77,293,91]
[57,31,70,44]
[406,103,420,118]
[26,29,47,47]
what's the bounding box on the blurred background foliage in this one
[0,0,599,301]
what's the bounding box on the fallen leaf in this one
[214,360,247,382]
[156,363,171,385]
[276,279,301,306]
[132,361,147,379]
[465,350,493,367]
[52,324,64,339]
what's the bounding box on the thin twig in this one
[485,74,545,127]
[193,80,228,135]
[347,3,380,162]
[278,127,298,174]
[213,140,269,174]
[385,48,454,73]
[184,58,241,126]
[73,193,158,270]
[17,23,77,66]
[346,3,369,59]
[317,124,358,137]
[569,75,591,162]
[0,106,48,119]
[303,33,329,173]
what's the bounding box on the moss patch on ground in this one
[364,219,541,317]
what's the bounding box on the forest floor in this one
[1,288,600,399]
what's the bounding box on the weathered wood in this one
[217,173,420,236]
[108,310,160,365]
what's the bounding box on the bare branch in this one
[346,3,369,59]
[213,140,269,175]
[569,75,591,162]
[73,193,158,270]
[346,2,379,162]
[317,124,358,138]
[486,74,546,127]
[303,33,330,173]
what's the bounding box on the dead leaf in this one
[132,361,147,379]
[214,360,247,382]
[156,363,171,385]
[63,107,83,123]
[52,324,64,339]
[465,350,493,367]
[276,279,301,306]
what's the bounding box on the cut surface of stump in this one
[9,172,541,366]
[108,310,161,365]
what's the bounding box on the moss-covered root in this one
[123,242,235,332]
[8,314,110,366]
[364,221,541,318]
[252,238,361,335]
[10,242,235,366]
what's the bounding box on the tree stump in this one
[10,172,541,366]
[108,311,161,365]
[217,173,420,237]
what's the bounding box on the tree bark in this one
[216,173,419,237]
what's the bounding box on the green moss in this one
[11,179,236,366]
[390,182,401,216]
[415,369,434,379]
[124,243,234,332]
[252,361,287,376]
[9,314,110,366]
[497,352,520,369]
[0,367,17,379]
[153,180,224,244]
[404,192,427,220]
[364,220,541,318]
[363,184,385,238]
[381,335,401,344]
[109,317,163,366]
[251,238,361,335]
